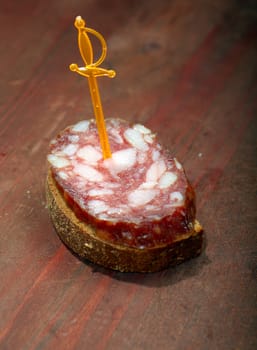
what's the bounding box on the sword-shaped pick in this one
[70,16,116,159]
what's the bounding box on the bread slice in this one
[46,171,203,272]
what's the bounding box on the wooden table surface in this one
[0,1,256,349]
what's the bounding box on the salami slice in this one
[47,119,196,249]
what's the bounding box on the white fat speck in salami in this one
[105,148,137,173]
[68,135,79,143]
[58,171,69,180]
[47,155,70,168]
[88,200,109,214]
[77,145,102,164]
[133,124,151,134]
[128,189,158,207]
[152,150,160,161]
[174,158,182,170]
[146,160,166,183]
[139,181,157,189]
[88,188,114,196]
[137,151,147,164]
[62,144,78,156]
[74,164,103,182]
[109,128,124,144]
[170,191,184,206]
[107,207,126,215]
[144,134,154,144]
[159,172,177,189]
[48,119,191,230]
[124,128,149,151]
[72,120,90,132]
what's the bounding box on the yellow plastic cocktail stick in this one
[70,16,115,159]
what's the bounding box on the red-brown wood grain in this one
[0,1,256,349]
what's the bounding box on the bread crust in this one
[46,171,203,272]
